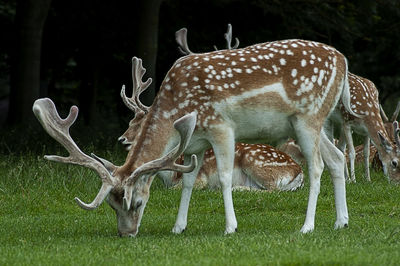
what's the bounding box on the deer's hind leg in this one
[320,130,349,229]
[291,117,324,233]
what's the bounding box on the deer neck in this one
[344,74,391,156]
[116,98,177,179]
[367,116,392,152]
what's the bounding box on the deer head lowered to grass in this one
[329,74,400,183]
[35,32,360,236]
[33,97,197,237]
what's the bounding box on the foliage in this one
[1,151,400,265]
[0,0,399,128]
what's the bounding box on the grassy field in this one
[1,148,400,265]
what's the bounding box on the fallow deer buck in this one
[119,26,303,192]
[329,74,400,182]
[128,35,357,235]
[35,34,358,236]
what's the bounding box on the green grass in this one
[1,150,400,265]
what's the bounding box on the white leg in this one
[292,119,324,233]
[172,152,205,234]
[320,131,349,229]
[211,127,237,234]
[343,124,356,182]
[337,128,350,181]
[363,137,371,182]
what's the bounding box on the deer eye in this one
[134,200,143,210]
[392,160,398,168]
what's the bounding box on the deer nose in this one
[118,136,127,144]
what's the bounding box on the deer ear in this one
[378,132,392,152]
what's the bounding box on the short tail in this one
[341,58,363,119]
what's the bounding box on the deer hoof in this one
[172,224,186,234]
[224,226,237,235]
[334,220,349,229]
[300,224,314,234]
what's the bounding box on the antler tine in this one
[224,24,240,50]
[393,121,400,148]
[123,112,198,211]
[175,28,193,55]
[380,104,389,122]
[32,98,116,210]
[131,57,151,113]
[120,85,141,113]
[391,101,400,122]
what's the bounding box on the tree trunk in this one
[134,0,163,106]
[8,0,52,126]
[77,43,100,126]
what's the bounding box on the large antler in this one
[175,28,193,56]
[224,24,240,50]
[391,101,400,122]
[214,24,240,51]
[380,104,389,122]
[120,57,152,114]
[123,112,198,211]
[380,101,400,123]
[32,98,117,210]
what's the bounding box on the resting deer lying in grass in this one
[175,143,304,191]
[35,32,358,236]
[328,74,400,182]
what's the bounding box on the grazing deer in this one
[35,32,357,236]
[328,74,400,182]
[33,97,197,237]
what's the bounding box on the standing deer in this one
[178,26,400,184]
[329,74,400,182]
[35,35,357,236]
[119,34,303,192]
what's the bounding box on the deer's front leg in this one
[343,124,356,182]
[292,119,324,234]
[337,128,350,181]
[363,137,371,182]
[211,127,237,234]
[172,152,205,234]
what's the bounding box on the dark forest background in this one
[1,0,399,152]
